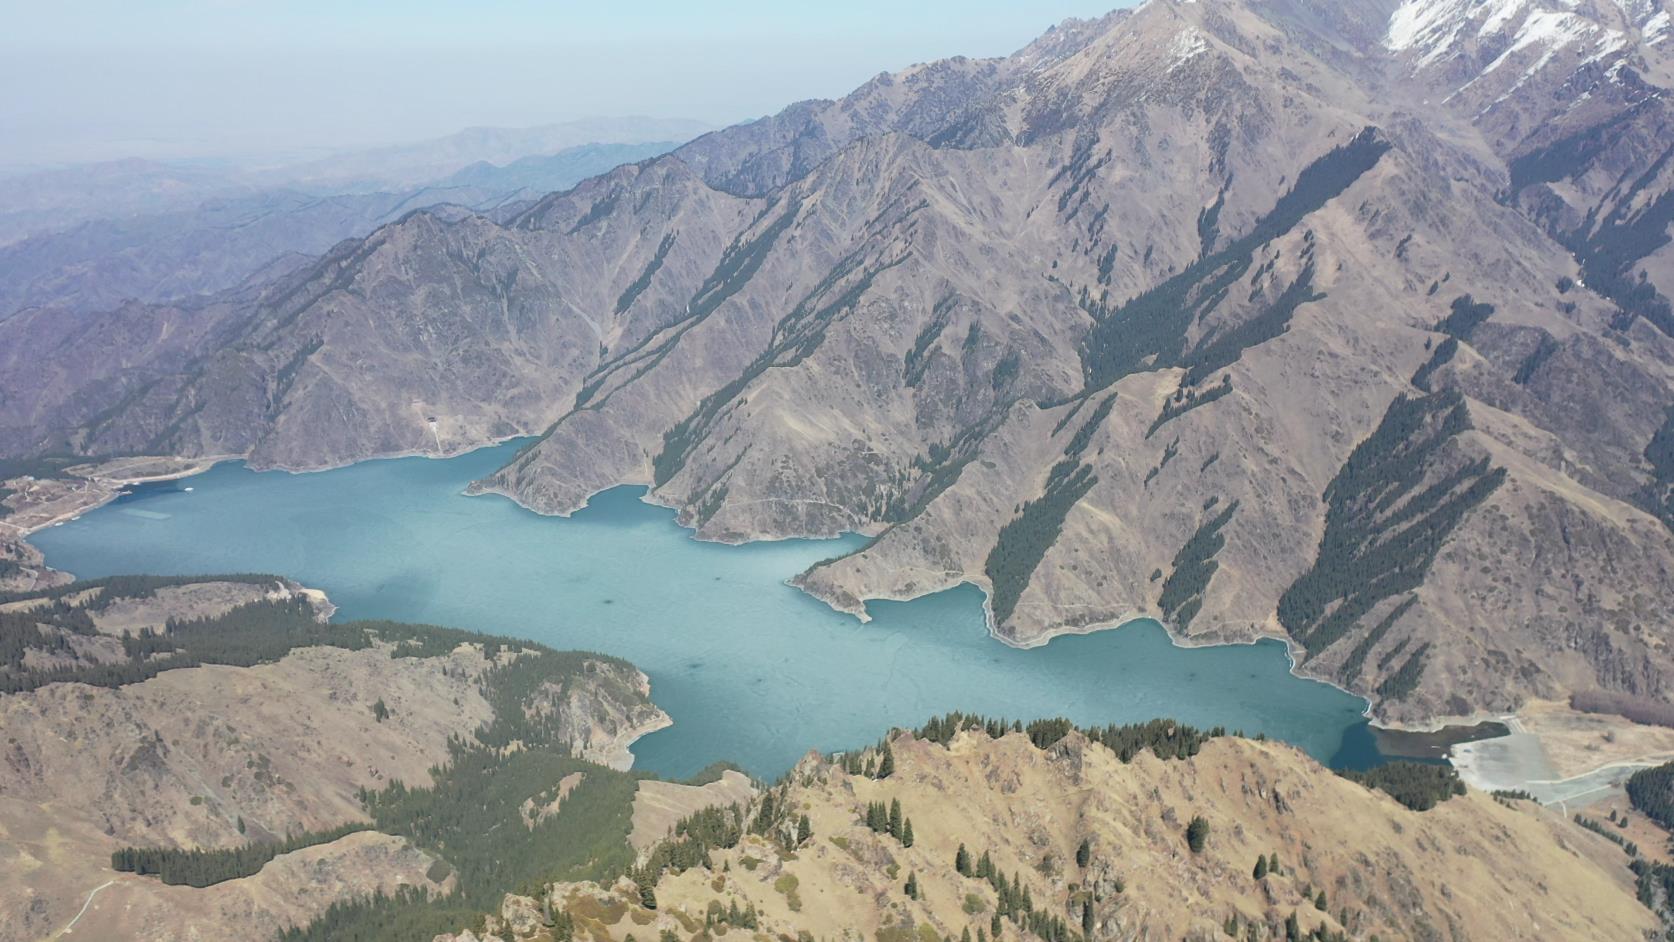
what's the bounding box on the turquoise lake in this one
[29,441,1380,779]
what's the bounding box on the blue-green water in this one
[30,442,1378,778]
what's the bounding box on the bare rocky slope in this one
[3,0,1674,724]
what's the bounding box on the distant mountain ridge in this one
[258,115,714,190]
[0,140,681,317]
[3,0,1674,727]
[0,116,712,247]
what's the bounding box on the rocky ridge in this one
[447,726,1656,942]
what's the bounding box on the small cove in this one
[30,441,1382,778]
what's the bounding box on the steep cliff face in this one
[4,0,1674,722]
[529,658,672,770]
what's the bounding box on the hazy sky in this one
[1,0,1127,170]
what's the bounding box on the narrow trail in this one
[58,879,115,937]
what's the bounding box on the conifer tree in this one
[1254,855,1268,879]
[962,928,972,942]
[902,818,915,848]
[797,814,812,846]
[1186,815,1209,854]
[1314,889,1327,911]
[978,850,994,878]
[905,871,920,899]
[877,743,896,779]
[956,843,973,876]
[639,881,658,910]
[1268,852,1280,875]
[889,798,903,838]
[1081,899,1094,934]
[1075,838,1091,869]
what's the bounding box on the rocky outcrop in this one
[528,661,672,770]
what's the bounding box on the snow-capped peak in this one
[1386,0,1478,64]
[1387,0,1668,61]
[1383,0,1652,75]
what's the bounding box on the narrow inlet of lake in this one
[29,441,1379,779]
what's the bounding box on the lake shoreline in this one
[21,441,1609,784]
[13,443,1496,757]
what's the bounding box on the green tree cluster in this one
[1338,761,1465,811]
[1157,499,1239,630]
[1627,759,1674,830]
[111,822,370,887]
[915,712,1224,763]
[1277,389,1505,674]
[863,798,915,848]
[1185,815,1210,854]
[1575,814,1640,856]
[1078,129,1387,390]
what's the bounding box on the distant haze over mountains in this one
[0,117,713,244]
[0,117,713,316]
[0,140,685,317]
[0,2,1124,170]
[248,116,716,191]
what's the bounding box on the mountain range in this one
[3,0,1673,729]
[0,141,682,316]
[0,117,712,247]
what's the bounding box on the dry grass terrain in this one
[29,831,450,942]
[462,730,1657,942]
[0,579,666,942]
[1518,700,1674,781]
[0,630,489,939]
[629,772,756,854]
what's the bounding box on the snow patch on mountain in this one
[1388,0,1639,85]
[1647,9,1671,44]
[1386,0,1475,64]
[1489,9,1615,69]
[1168,28,1209,69]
